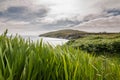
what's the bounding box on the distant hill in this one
[39,29,88,39]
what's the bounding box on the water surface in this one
[22,36,69,46]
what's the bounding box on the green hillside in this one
[40,29,120,40]
[39,29,87,39]
[67,34,120,53]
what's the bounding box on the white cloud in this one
[5,20,30,25]
[73,15,120,32]
[0,0,120,35]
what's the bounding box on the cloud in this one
[0,6,49,21]
[41,0,120,31]
[44,18,80,26]
[7,6,27,14]
[0,0,5,2]
[73,15,120,32]
[106,9,120,16]
[0,0,120,35]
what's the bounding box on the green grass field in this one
[0,32,120,80]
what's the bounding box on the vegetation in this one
[67,34,120,54]
[0,31,120,80]
[39,29,120,40]
[39,29,87,39]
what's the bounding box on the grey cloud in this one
[73,15,120,32]
[86,0,120,19]
[0,0,6,3]
[0,6,49,21]
[81,9,120,23]
[0,0,120,34]
[31,16,81,26]
[46,19,80,27]
[95,0,120,10]
[106,9,120,16]
[7,6,27,14]
[83,13,107,22]
[30,18,81,30]
[0,12,3,16]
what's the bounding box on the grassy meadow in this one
[0,31,120,80]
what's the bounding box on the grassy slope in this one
[0,33,120,80]
[67,34,120,53]
[39,29,87,39]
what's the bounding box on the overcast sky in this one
[0,0,120,35]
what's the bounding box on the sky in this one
[0,0,120,35]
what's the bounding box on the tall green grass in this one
[0,33,120,80]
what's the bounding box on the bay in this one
[22,35,69,47]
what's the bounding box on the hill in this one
[39,29,87,39]
[39,29,120,39]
